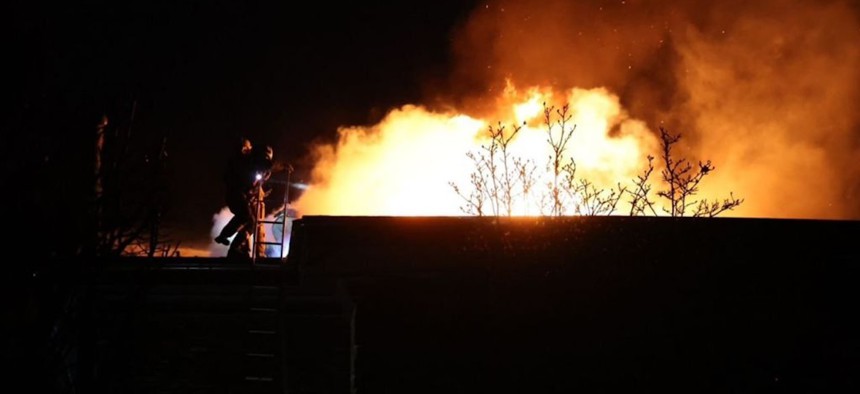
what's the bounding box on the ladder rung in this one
[258,241,283,246]
[258,220,285,224]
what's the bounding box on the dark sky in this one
[11,0,477,251]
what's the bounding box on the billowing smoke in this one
[209,207,233,257]
[447,0,860,219]
[208,207,291,257]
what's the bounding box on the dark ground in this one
[6,216,860,393]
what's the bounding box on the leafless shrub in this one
[452,109,743,218]
[655,127,743,217]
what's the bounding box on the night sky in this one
[11,0,477,252]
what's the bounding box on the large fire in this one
[295,85,659,216]
[293,0,860,220]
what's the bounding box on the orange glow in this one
[295,106,485,216]
[294,0,860,219]
[295,86,658,216]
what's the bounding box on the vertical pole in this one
[252,183,260,264]
[281,166,292,262]
[257,191,266,260]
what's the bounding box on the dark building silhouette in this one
[10,216,860,393]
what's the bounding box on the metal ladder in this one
[252,166,293,264]
[242,281,286,392]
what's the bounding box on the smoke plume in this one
[294,0,860,219]
[448,0,860,218]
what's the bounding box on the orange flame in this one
[295,85,658,216]
[295,0,860,219]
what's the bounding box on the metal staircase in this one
[251,166,294,263]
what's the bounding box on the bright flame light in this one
[295,86,658,216]
[294,106,485,216]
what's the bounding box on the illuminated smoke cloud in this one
[209,206,291,257]
[208,207,233,257]
[293,0,860,219]
[448,0,860,219]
